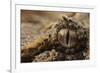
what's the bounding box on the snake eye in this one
[57,29,78,48]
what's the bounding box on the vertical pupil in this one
[66,30,69,45]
